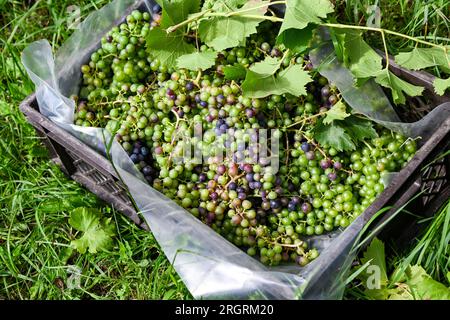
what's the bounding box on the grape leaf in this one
[339,30,383,81]
[314,120,356,152]
[358,237,389,300]
[223,65,247,80]
[241,64,312,98]
[341,116,378,140]
[159,0,201,28]
[146,28,195,69]
[406,266,450,300]
[395,47,450,73]
[323,100,350,124]
[434,77,450,96]
[198,0,270,51]
[279,0,334,35]
[249,56,281,75]
[177,51,218,71]
[69,207,115,254]
[276,25,315,54]
[202,0,247,11]
[375,69,424,105]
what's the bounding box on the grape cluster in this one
[73,11,417,266]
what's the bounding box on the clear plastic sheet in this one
[309,41,450,143]
[21,0,447,300]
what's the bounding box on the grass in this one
[335,0,450,73]
[0,0,449,300]
[0,0,189,300]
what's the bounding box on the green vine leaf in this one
[374,69,424,105]
[69,208,115,254]
[198,0,270,51]
[433,77,450,96]
[158,0,201,28]
[276,25,315,54]
[314,120,356,152]
[249,56,281,75]
[342,116,378,141]
[395,47,450,73]
[201,0,247,11]
[323,100,350,124]
[177,51,218,71]
[146,28,195,70]
[314,115,377,152]
[241,64,312,98]
[338,29,383,83]
[278,0,334,35]
[223,65,247,80]
[358,237,389,300]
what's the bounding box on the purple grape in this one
[320,159,331,169]
[140,147,149,156]
[142,166,153,176]
[275,176,282,185]
[154,146,163,155]
[292,196,301,205]
[186,81,194,91]
[246,109,255,118]
[306,151,315,160]
[238,192,247,200]
[301,142,310,152]
[199,173,207,182]
[333,161,343,170]
[321,85,330,97]
[200,101,208,107]
[210,192,218,200]
[270,199,280,209]
[328,95,338,105]
[245,173,254,182]
[301,202,312,213]
[198,207,207,216]
[130,154,139,163]
[328,172,337,181]
[228,182,237,190]
[217,165,226,175]
[288,202,297,211]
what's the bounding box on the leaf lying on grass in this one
[69,207,116,254]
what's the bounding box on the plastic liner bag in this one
[21,0,450,299]
[309,39,450,143]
